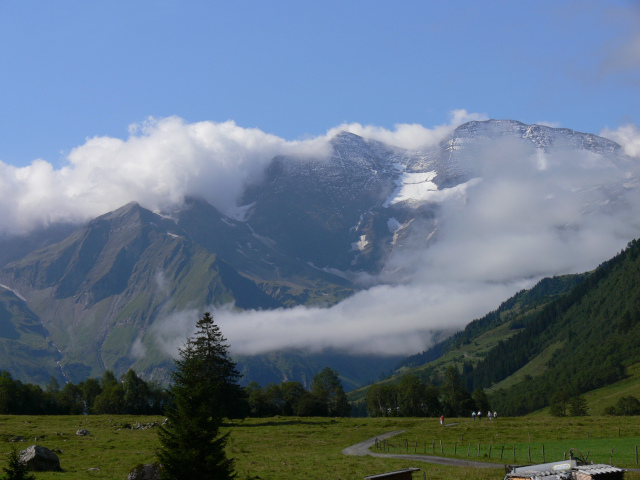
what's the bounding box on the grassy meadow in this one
[2,415,640,480]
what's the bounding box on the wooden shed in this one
[363,467,420,480]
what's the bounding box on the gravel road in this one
[342,430,506,470]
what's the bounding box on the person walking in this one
[477,411,482,421]
[472,411,476,421]
[440,414,444,426]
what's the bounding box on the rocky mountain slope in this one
[0,119,634,387]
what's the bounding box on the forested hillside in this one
[397,273,588,371]
[480,239,640,415]
[352,239,640,417]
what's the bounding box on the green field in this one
[2,415,640,480]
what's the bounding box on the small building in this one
[364,467,420,480]
[504,459,624,480]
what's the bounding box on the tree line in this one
[245,367,350,417]
[363,366,492,418]
[0,352,349,420]
[0,368,169,415]
[0,367,351,419]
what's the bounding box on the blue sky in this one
[2,0,640,356]
[1,0,638,168]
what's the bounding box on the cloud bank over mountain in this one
[3,113,640,358]
[0,111,482,236]
[209,131,640,357]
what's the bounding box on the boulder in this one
[127,463,162,480]
[76,429,90,436]
[18,445,61,471]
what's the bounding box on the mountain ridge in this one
[0,119,636,390]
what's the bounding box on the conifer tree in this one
[157,312,241,480]
[1,447,35,480]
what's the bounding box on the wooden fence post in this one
[440,439,443,454]
[610,448,614,465]
[478,442,480,457]
[513,446,516,462]
[528,445,531,463]
[542,444,545,463]
[489,445,492,459]
[454,442,457,456]
[467,442,470,457]
[635,445,638,466]
[501,446,504,460]
[432,440,435,454]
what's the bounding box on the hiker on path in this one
[487,411,492,420]
[440,414,444,426]
[477,411,481,421]
[472,411,476,421]
[493,411,497,420]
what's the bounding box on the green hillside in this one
[478,240,640,415]
[348,272,588,405]
[351,239,640,417]
[522,362,640,417]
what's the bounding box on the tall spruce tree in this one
[157,312,243,480]
[1,447,35,480]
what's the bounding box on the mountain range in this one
[0,119,634,389]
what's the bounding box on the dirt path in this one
[342,430,505,469]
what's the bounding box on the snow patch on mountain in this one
[351,235,370,252]
[387,217,401,233]
[0,284,26,302]
[385,171,439,206]
[227,202,255,222]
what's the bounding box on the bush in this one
[604,395,640,416]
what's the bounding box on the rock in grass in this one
[18,445,62,471]
[127,462,162,480]
[76,429,90,436]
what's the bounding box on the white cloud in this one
[4,113,640,360]
[0,113,475,236]
[327,109,488,150]
[214,282,518,357]
[601,124,640,158]
[150,127,640,358]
